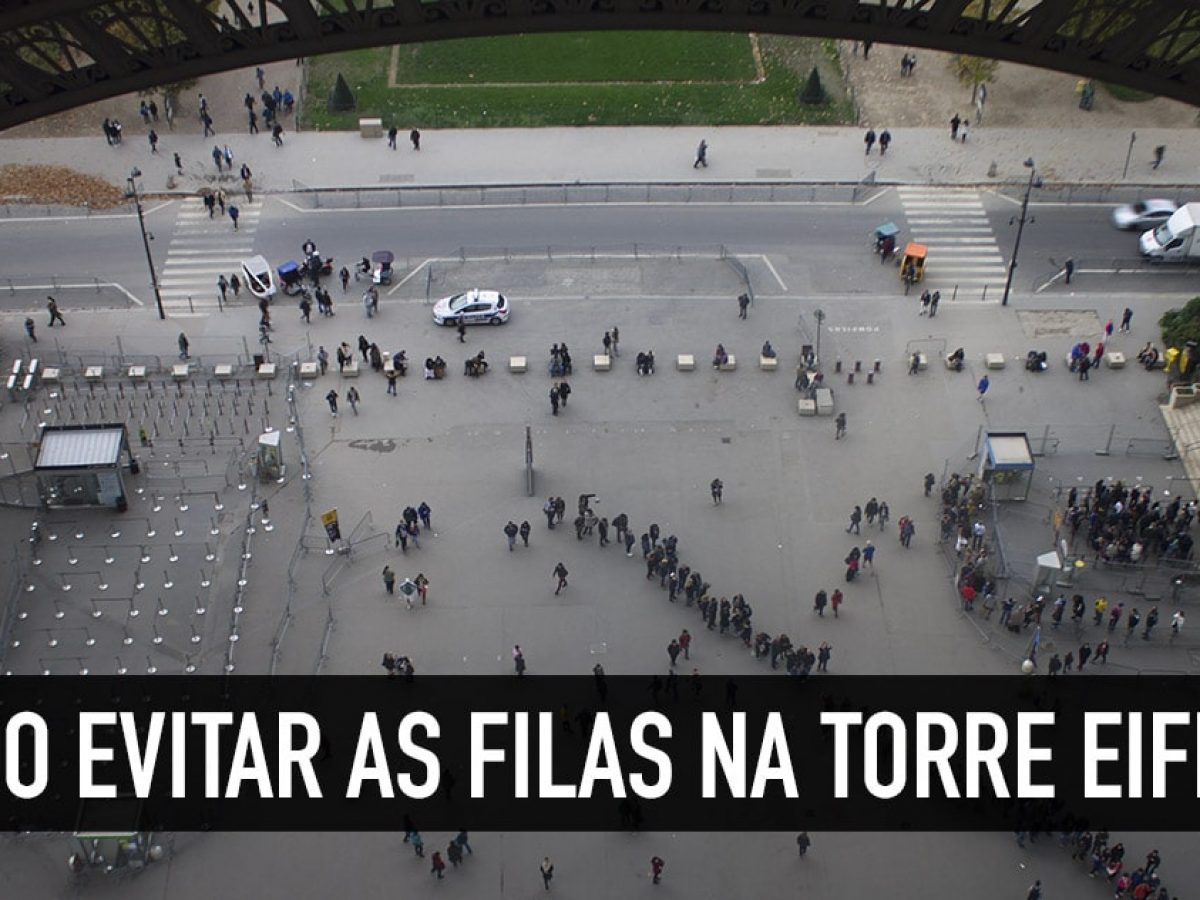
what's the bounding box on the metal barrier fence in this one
[0,546,26,672]
[288,180,883,210]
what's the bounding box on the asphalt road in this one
[4,191,1199,317]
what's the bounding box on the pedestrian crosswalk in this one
[897,186,1008,301]
[159,197,262,312]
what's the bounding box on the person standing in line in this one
[540,856,554,891]
[47,296,66,327]
[553,562,569,595]
[624,530,636,556]
[410,128,421,150]
[693,139,707,168]
[650,856,665,885]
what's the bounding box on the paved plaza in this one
[1,238,1198,894]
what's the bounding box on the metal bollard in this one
[854,360,862,373]
[873,359,881,373]
[867,372,875,385]
[835,359,843,374]
[847,371,855,385]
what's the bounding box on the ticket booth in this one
[257,430,283,481]
[35,424,133,511]
[977,432,1035,501]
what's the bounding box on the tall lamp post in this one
[127,168,165,320]
[814,308,825,366]
[1001,158,1041,308]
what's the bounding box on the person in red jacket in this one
[650,856,664,884]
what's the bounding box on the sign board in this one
[321,509,341,543]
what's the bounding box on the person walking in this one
[797,832,811,857]
[382,565,395,595]
[519,520,531,547]
[737,292,750,319]
[457,318,467,343]
[387,126,398,149]
[406,128,421,150]
[553,562,569,595]
[148,129,159,153]
[272,122,284,146]
[549,384,560,416]
[678,629,691,659]
[177,333,190,360]
[173,151,183,174]
[650,855,665,885]
[977,374,989,402]
[846,505,862,534]
[228,204,240,231]
[610,325,620,357]
[929,291,940,316]
[835,412,847,439]
[1120,306,1133,333]
[504,520,519,551]
[879,128,891,155]
[950,113,961,140]
[24,317,36,343]
[410,831,424,858]
[346,386,360,415]
[693,139,707,168]
[863,128,876,155]
[47,296,65,327]
[958,119,969,143]
[667,639,681,667]
[514,645,527,676]
[1064,257,1075,285]
[325,389,338,417]
[831,587,843,617]
[1152,144,1165,169]
[817,641,832,672]
[430,851,445,879]
[540,856,554,891]
[711,478,723,505]
[814,589,828,616]
[862,541,875,572]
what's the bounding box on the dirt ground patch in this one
[1017,309,1103,339]
[844,41,1197,130]
[0,164,126,208]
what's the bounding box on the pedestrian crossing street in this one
[897,186,1008,302]
[159,197,262,312]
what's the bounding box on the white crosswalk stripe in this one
[897,187,1008,300]
[158,198,262,310]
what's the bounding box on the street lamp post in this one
[1001,158,1040,308]
[127,168,165,320]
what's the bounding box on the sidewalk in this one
[3,126,1200,197]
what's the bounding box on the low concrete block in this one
[916,353,928,371]
[359,117,383,139]
[299,361,319,379]
[760,355,779,371]
[509,356,528,373]
[172,363,190,380]
[593,354,611,372]
[985,353,1006,370]
[342,361,360,377]
[718,355,737,372]
[815,387,835,415]
[41,367,60,384]
[214,364,234,379]
[257,362,277,380]
[84,366,104,381]
[1105,351,1126,369]
[677,354,695,371]
[798,398,817,417]
[127,365,147,381]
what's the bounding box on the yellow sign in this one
[321,509,341,543]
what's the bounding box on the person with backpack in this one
[553,562,569,595]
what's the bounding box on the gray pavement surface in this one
[4,126,1200,198]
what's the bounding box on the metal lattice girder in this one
[1,0,1199,130]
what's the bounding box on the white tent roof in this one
[36,427,124,468]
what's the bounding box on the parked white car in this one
[432,289,509,326]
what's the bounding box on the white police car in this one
[432,289,509,326]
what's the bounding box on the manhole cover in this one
[721,437,732,444]
[756,168,792,179]
[1016,309,1101,339]
[379,173,415,183]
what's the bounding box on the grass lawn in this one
[304,32,853,129]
